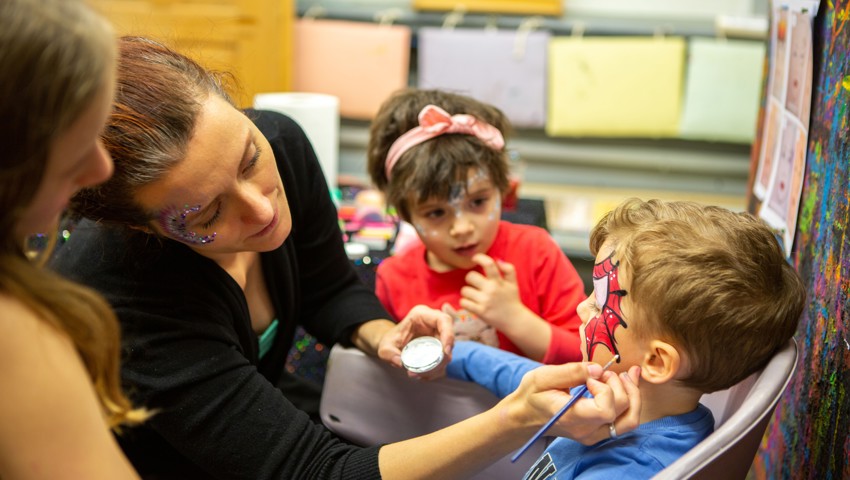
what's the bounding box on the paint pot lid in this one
[401,336,444,373]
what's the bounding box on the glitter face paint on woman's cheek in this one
[159,204,217,245]
[584,253,628,362]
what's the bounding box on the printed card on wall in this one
[293,19,411,120]
[678,38,767,143]
[547,36,686,138]
[753,1,816,257]
[418,27,549,128]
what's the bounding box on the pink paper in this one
[293,19,411,120]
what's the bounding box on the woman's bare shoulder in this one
[0,291,140,479]
[0,290,79,369]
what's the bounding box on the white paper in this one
[253,92,340,191]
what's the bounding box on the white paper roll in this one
[253,92,340,191]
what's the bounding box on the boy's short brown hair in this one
[367,88,512,221]
[590,198,805,393]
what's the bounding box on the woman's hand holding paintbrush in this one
[508,358,642,461]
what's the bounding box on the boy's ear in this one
[640,340,683,385]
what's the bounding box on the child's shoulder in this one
[631,404,715,471]
[494,221,560,252]
[498,220,551,240]
[378,242,427,273]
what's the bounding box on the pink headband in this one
[384,104,505,179]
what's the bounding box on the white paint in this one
[401,336,444,373]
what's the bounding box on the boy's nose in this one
[450,215,474,236]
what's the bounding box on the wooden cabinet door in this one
[90,0,292,108]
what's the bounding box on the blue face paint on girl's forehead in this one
[159,204,217,245]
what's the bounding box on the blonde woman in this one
[0,0,145,478]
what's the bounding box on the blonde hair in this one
[590,198,805,393]
[0,0,147,429]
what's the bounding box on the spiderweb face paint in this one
[159,204,217,245]
[585,252,628,361]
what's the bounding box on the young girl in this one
[0,1,145,478]
[368,88,586,363]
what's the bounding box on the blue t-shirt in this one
[447,341,715,480]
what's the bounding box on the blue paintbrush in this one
[511,355,620,462]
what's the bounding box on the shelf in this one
[339,120,750,196]
[296,1,766,38]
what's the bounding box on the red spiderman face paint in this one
[585,252,628,362]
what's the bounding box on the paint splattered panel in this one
[751,1,850,478]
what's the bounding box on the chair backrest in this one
[652,338,798,480]
[319,345,547,480]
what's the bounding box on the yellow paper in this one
[547,37,686,138]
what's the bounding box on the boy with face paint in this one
[367,89,587,363]
[446,198,806,479]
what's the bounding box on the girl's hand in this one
[460,254,528,330]
[461,253,553,361]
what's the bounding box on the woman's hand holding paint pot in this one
[376,305,455,379]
